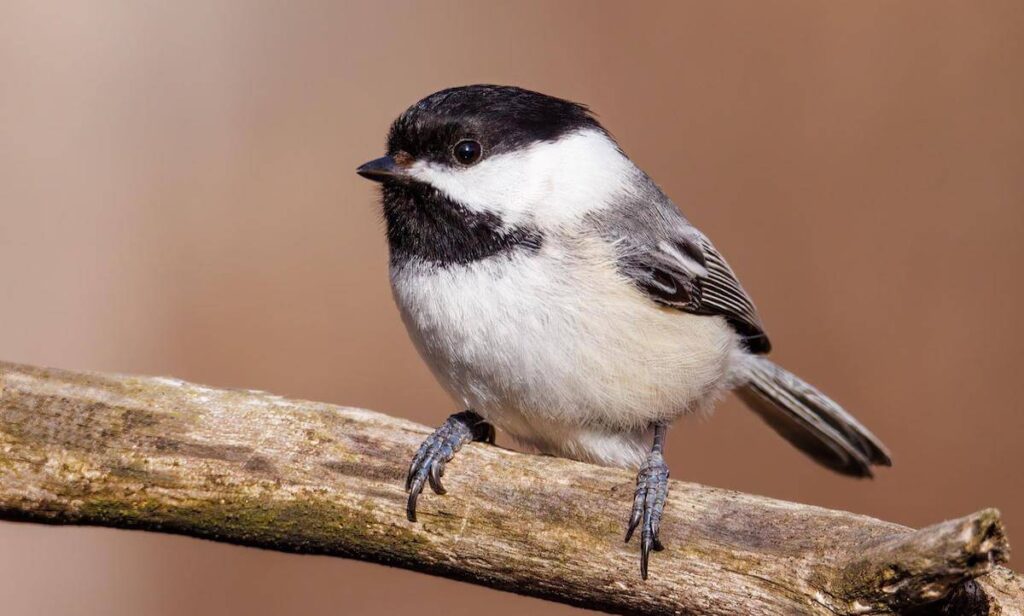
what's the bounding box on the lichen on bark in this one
[0,361,1021,615]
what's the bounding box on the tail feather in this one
[736,357,892,477]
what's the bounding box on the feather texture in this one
[590,170,771,354]
[736,356,892,476]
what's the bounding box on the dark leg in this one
[405,410,494,522]
[625,423,670,580]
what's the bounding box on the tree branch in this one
[0,361,1019,615]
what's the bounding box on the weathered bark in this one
[0,361,1019,615]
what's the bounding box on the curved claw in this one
[625,473,647,543]
[407,473,426,522]
[625,510,642,543]
[403,411,493,522]
[427,459,446,494]
[405,440,432,490]
[406,444,445,521]
[625,451,670,580]
[641,535,653,580]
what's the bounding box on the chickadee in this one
[357,85,891,580]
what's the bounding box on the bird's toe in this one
[625,452,669,580]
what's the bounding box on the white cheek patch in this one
[407,129,634,228]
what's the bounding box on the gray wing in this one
[596,176,771,354]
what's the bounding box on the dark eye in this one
[452,140,482,165]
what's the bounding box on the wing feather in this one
[590,170,770,353]
[694,237,770,352]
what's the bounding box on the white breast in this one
[391,237,740,468]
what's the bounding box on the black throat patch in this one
[382,182,542,267]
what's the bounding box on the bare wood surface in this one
[0,361,1019,615]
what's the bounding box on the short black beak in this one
[356,156,403,182]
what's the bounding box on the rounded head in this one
[358,85,633,234]
[385,85,603,166]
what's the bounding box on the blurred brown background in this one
[1,1,1022,614]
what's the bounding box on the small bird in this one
[357,85,891,579]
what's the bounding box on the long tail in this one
[736,356,892,477]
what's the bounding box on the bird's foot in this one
[625,448,669,580]
[405,410,494,522]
